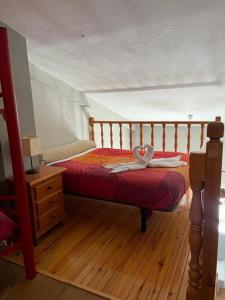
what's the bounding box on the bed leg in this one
[140,208,147,232]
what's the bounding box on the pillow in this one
[42,140,96,164]
[0,211,17,241]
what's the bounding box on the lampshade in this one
[21,136,42,157]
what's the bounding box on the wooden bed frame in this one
[89,116,224,300]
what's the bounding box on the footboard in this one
[186,120,224,300]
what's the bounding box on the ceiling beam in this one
[83,80,224,94]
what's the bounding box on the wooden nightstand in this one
[8,166,66,241]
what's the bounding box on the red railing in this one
[0,27,36,278]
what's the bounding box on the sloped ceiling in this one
[89,86,225,120]
[0,0,225,119]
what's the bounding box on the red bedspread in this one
[53,148,189,211]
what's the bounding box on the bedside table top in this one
[26,166,66,186]
[8,166,66,187]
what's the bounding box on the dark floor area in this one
[0,260,107,300]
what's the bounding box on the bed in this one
[43,117,202,232]
[50,147,189,231]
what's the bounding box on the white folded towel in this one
[104,144,187,173]
[150,155,182,163]
[148,160,186,168]
[105,160,186,173]
[108,162,147,173]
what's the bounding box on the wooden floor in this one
[217,288,225,300]
[8,194,191,300]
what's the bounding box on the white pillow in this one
[42,140,96,164]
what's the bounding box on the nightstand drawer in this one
[37,204,64,231]
[34,176,62,201]
[36,192,63,215]
[7,166,66,240]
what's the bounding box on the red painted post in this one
[0,27,36,278]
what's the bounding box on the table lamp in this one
[21,137,42,174]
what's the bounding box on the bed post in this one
[215,116,221,122]
[201,120,224,300]
[89,117,95,142]
[186,120,224,300]
[186,152,206,300]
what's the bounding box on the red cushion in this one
[0,211,17,241]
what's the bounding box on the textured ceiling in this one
[0,0,225,92]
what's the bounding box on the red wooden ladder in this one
[0,27,36,278]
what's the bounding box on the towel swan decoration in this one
[133,144,154,164]
[104,144,187,173]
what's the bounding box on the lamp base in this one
[26,169,38,175]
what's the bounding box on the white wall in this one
[133,125,207,152]
[29,64,225,171]
[30,63,89,149]
[29,64,133,151]
[86,96,132,149]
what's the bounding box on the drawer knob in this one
[47,186,54,190]
[50,214,56,219]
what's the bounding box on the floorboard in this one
[7,194,191,300]
[217,288,225,300]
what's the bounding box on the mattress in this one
[52,148,189,211]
